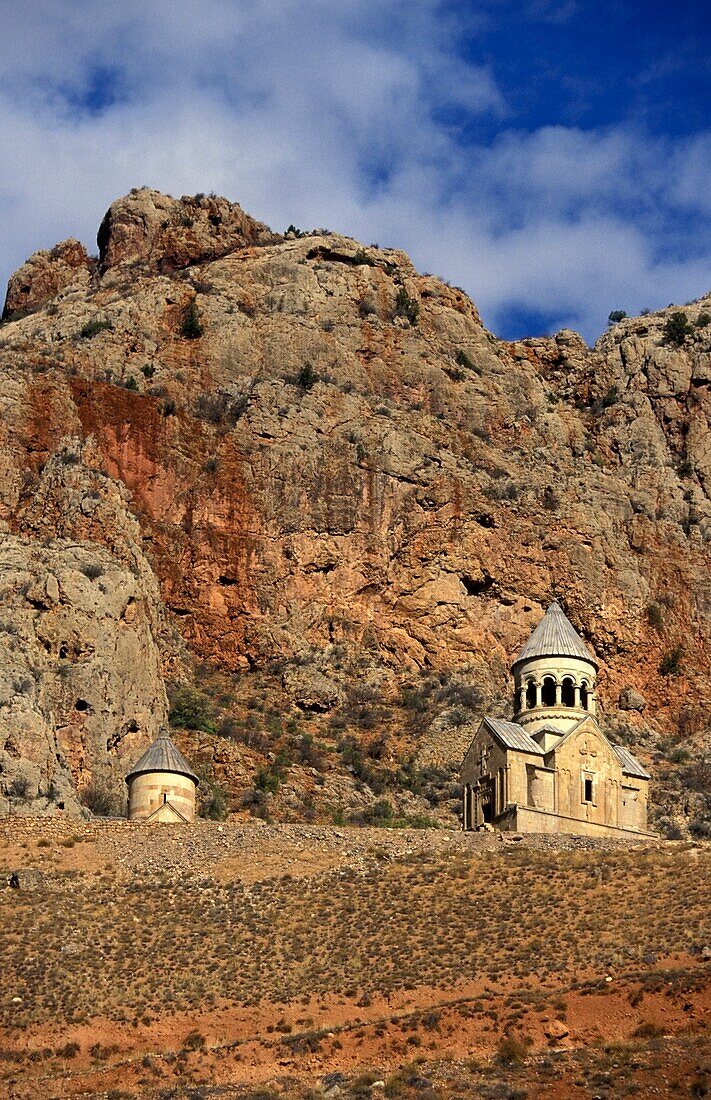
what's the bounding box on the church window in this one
[525,680,536,709]
[541,677,556,706]
[561,677,575,706]
[584,777,593,803]
[581,681,590,710]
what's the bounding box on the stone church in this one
[461,601,653,838]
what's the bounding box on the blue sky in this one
[0,0,708,342]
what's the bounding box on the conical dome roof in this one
[125,734,199,785]
[512,601,598,669]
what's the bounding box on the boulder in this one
[618,687,647,712]
[282,666,345,712]
[9,868,45,890]
[543,1019,570,1043]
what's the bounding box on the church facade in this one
[461,601,654,838]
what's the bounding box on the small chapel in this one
[125,734,199,823]
[461,601,653,838]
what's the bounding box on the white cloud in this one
[0,1,708,342]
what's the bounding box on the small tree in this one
[607,310,627,325]
[180,299,203,340]
[168,685,216,732]
[297,362,318,390]
[664,311,693,346]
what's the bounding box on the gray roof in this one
[535,723,564,737]
[484,717,543,755]
[613,745,651,780]
[125,735,199,785]
[512,600,598,669]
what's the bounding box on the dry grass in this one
[1,840,708,1030]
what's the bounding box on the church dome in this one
[125,734,199,785]
[511,601,598,735]
[512,600,597,671]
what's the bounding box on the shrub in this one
[124,376,138,391]
[199,782,228,821]
[664,311,693,346]
[183,1029,206,1051]
[646,602,664,631]
[10,775,31,799]
[353,248,376,266]
[393,286,419,325]
[168,685,216,732]
[297,362,318,390]
[285,224,304,237]
[81,780,123,817]
[180,299,203,340]
[56,1042,80,1058]
[255,766,282,795]
[141,364,155,378]
[363,798,393,825]
[607,310,627,325]
[496,1035,528,1065]
[659,646,683,676]
[194,390,247,426]
[696,312,711,328]
[80,318,113,339]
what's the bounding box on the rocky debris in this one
[96,187,278,273]
[2,238,92,319]
[8,868,44,889]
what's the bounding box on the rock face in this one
[0,189,709,820]
[0,439,171,816]
[2,239,92,319]
[97,187,277,273]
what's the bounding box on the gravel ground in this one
[0,817,660,882]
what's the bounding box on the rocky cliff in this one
[0,188,708,828]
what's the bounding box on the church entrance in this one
[479,778,495,825]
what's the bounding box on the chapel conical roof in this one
[125,734,199,785]
[512,600,598,670]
